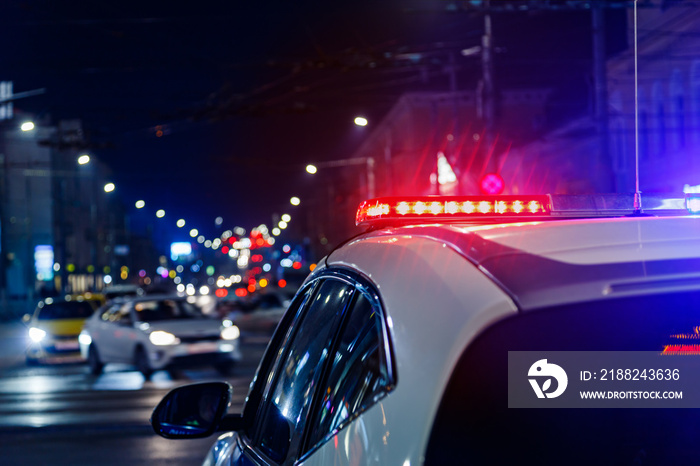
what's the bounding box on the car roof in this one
[332,215,700,311]
[121,294,189,303]
[319,214,700,454]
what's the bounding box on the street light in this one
[104,182,115,193]
[354,116,368,127]
[20,121,35,132]
[290,197,301,206]
[305,164,318,174]
[77,154,90,165]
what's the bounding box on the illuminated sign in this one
[114,245,130,256]
[170,242,192,260]
[34,245,54,281]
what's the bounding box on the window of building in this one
[609,91,627,173]
[638,88,649,161]
[690,61,700,146]
[670,68,685,149]
[652,81,666,157]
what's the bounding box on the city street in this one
[0,319,268,465]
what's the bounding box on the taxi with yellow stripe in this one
[23,293,105,365]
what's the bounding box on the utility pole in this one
[481,0,496,173]
[592,2,613,191]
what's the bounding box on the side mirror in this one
[151,381,243,439]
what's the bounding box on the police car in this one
[151,193,700,465]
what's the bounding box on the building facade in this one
[502,2,700,196]
[0,117,138,317]
[607,2,700,194]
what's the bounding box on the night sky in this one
[0,1,626,240]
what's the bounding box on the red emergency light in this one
[356,195,551,226]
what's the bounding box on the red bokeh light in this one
[480,173,505,195]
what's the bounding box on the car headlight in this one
[149,331,180,346]
[28,327,47,343]
[79,331,92,346]
[220,325,240,341]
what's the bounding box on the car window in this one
[303,290,393,454]
[37,301,95,320]
[254,278,354,463]
[241,282,318,437]
[133,299,204,322]
[100,303,122,321]
[101,303,132,324]
[425,289,700,465]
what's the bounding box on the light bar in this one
[687,194,700,214]
[356,196,550,226]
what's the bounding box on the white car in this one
[151,193,700,465]
[80,295,242,378]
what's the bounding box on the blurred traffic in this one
[16,279,295,378]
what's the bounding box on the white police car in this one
[80,295,242,378]
[151,193,700,465]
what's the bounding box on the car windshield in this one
[133,299,206,322]
[37,301,96,320]
[427,289,700,464]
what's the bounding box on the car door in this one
[226,271,395,466]
[95,302,136,362]
[88,303,121,361]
